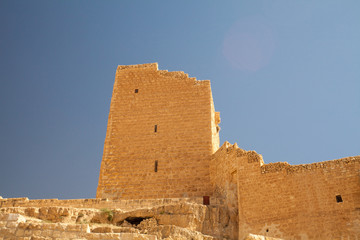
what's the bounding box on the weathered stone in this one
[6,213,26,223]
[92,226,113,233]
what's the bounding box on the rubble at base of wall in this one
[0,212,158,239]
[0,197,235,240]
[0,211,278,240]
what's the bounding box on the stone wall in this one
[96,63,220,200]
[213,143,360,239]
[209,142,245,240]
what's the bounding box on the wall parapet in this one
[158,70,189,79]
[116,63,207,84]
[261,156,360,174]
[117,63,158,71]
[214,141,264,165]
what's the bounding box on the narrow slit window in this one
[134,89,138,93]
[154,161,158,172]
[336,195,343,203]
[154,125,157,132]
[203,196,210,205]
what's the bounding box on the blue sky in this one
[0,1,359,199]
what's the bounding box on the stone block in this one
[6,221,18,228]
[15,228,25,236]
[81,224,90,233]
[65,224,82,232]
[30,237,52,240]
[92,226,113,233]
[119,232,157,240]
[26,223,42,230]
[84,233,102,239]
[41,229,53,237]
[6,213,26,223]
[3,226,16,235]
[60,231,80,239]
[54,223,66,231]
[0,228,9,237]
[52,230,62,238]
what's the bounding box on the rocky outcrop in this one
[0,201,223,239]
[0,198,282,239]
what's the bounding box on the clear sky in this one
[0,1,359,199]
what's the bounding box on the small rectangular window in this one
[154,125,157,132]
[203,196,210,205]
[135,89,138,93]
[336,195,343,203]
[154,161,158,172]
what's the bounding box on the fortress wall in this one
[97,63,219,199]
[210,142,239,197]
[209,142,243,240]
[234,146,360,239]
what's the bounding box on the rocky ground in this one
[0,197,280,240]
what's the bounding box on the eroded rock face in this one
[0,202,229,239]
[0,199,282,240]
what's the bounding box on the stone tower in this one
[96,63,220,199]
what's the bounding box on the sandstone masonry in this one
[96,63,360,239]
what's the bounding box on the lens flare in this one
[223,16,275,72]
